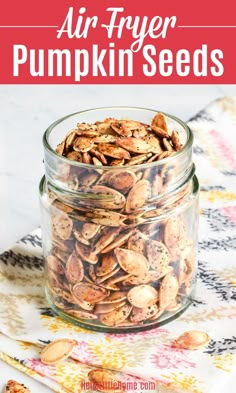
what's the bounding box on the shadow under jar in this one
[39,107,199,333]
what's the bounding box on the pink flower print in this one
[209,130,236,170]
[150,345,196,369]
[222,206,236,223]
[24,358,56,376]
[71,340,94,364]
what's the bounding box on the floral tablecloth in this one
[0,96,236,393]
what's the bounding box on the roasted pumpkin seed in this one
[88,369,124,393]
[159,273,179,310]
[115,248,149,275]
[4,380,31,393]
[95,300,126,314]
[100,229,134,254]
[73,136,94,153]
[130,304,159,323]
[97,143,130,159]
[98,291,127,304]
[65,251,84,284]
[73,283,109,304]
[146,240,170,272]
[99,304,132,326]
[52,214,73,241]
[40,339,77,365]
[127,285,158,308]
[126,180,151,212]
[116,137,153,154]
[173,331,210,350]
[82,223,101,239]
[96,253,118,277]
[107,170,137,192]
[47,255,65,275]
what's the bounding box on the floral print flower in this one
[25,358,56,375]
[150,345,196,369]
[71,340,94,364]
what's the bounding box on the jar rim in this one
[43,106,193,170]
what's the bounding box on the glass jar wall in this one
[39,107,199,332]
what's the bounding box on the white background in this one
[0,84,236,392]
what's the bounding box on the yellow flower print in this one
[18,341,38,351]
[87,337,136,370]
[211,353,236,373]
[160,372,204,393]
[52,359,86,392]
[0,352,36,377]
[40,314,95,334]
[201,190,236,203]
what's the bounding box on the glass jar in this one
[39,107,199,333]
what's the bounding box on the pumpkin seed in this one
[97,143,130,159]
[96,253,118,277]
[115,248,149,275]
[73,283,109,304]
[116,137,153,154]
[126,180,151,212]
[40,339,77,365]
[146,240,170,272]
[99,304,132,326]
[88,369,124,393]
[130,304,159,323]
[159,273,179,310]
[52,214,73,241]
[65,251,84,284]
[73,136,94,152]
[127,285,158,308]
[173,331,210,350]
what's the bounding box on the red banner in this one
[0,0,235,83]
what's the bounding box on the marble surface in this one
[0,84,236,392]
